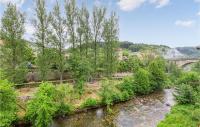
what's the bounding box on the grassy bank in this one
[158,105,200,127]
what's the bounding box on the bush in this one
[175,84,197,104]
[176,72,199,89]
[195,86,200,106]
[26,83,58,127]
[100,80,122,106]
[67,55,92,82]
[0,80,17,127]
[158,105,199,127]
[80,98,98,108]
[117,56,141,72]
[117,77,134,98]
[56,103,73,116]
[192,61,200,73]
[75,80,85,96]
[148,58,166,91]
[133,68,151,95]
[167,62,182,84]
[55,84,74,115]
[191,108,200,121]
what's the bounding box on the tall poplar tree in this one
[49,1,67,83]
[34,0,51,80]
[92,6,106,72]
[65,0,77,51]
[0,3,26,83]
[103,12,119,77]
[80,5,91,58]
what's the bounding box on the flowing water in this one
[52,89,175,127]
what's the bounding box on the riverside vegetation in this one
[0,56,168,127]
[0,0,200,127]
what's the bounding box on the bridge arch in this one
[167,58,200,68]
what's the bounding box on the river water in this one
[52,89,175,127]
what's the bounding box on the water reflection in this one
[52,89,175,127]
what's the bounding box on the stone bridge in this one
[167,58,200,68]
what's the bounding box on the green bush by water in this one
[158,105,200,127]
[26,82,74,127]
[80,98,98,108]
[133,68,151,95]
[0,80,17,127]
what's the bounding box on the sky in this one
[0,0,200,47]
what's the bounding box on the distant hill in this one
[119,41,200,59]
[119,41,170,53]
[176,47,200,58]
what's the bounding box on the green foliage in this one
[158,105,200,127]
[119,42,170,53]
[0,68,5,80]
[192,61,200,73]
[75,80,85,96]
[167,62,182,84]
[36,49,57,81]
[102,12,119,77]
[26,82,74,127]
[55,84,74,115]
[175,84,197,104]
[80,98,98,108]
[134,68,151,95]
[117,77,134,98]
[175,71,200,105]
[100,80,122,106]
[67,55,92,82]
[148,57,166,90]
[26,83,57,127]
[100,78,136,106]
[0,80,17,127]
[176,72,199,89]
[0,3,34,83]
[118,55,141,72]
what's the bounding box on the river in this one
[52,89,175,127]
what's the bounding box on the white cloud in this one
[117,0,170,11]
[175,20,195,28]
[24,22,35,40]
[194,0,200,3]
[0,0,25,7]
[150,0,170,8]
[117,0,146,11]
[197,11,200,16]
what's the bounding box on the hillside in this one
[119,41,200,59]
[176,47,200,58]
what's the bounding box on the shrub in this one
[26,83,58,127]
[0,80,17,127]
[56,103,73,116]
[158,105,199,127]
[167,62,182,84]
[192,61,200,73]
[191,108,200,121]
[195,86,200,106]
[117,77,134,98]
[0,69,5,80]
[175,84,197,104]
[55,84,74,115]
[148,58,166,91]
[75,80,85,96]
[176,72,199,89]
[117,56,141,72]
[80,98,98,108]
[133,68,151,95]
[100,80,122,106]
